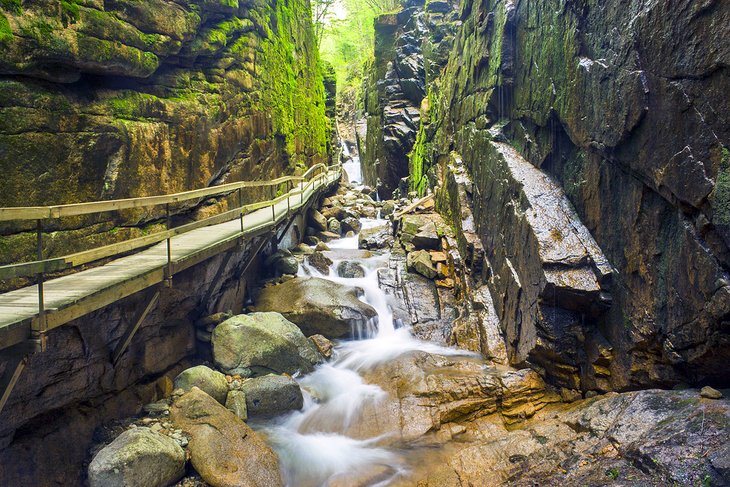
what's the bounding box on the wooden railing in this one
[0,161,341,349]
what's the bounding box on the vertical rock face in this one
[415,0,730,390]
[0,0,329,264]
[360,0,460,198]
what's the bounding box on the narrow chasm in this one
[0,0,729,486]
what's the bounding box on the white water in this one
[341,142,364,185]
[256,216,475,487]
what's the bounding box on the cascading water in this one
[254,217,476,486]
[341,141,364,185]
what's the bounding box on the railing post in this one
[165,204,172,288]
[238,187,244,235]
[287,180,291,216]
[33,219,47,352]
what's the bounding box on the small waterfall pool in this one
[253,218,473,486]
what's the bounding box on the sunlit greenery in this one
[315,0,400,99]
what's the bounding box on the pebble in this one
[700,386,723,399]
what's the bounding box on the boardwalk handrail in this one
[0,163,331,221]
[0,162,339,281]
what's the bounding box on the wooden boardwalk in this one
[0,167,341,352]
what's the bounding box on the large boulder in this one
[171,387,283,487]
[358,223,394,249]
[88,427,185,487]
[307,251,333,274]
[240,375,304,418]
[337,261,366,278]
[174,365,229,404]
[252,277,378,338]
[264,249,299,276]
[308,208,328,232]
[212,312,322,377]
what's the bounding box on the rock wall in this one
[414,0,730,390]
[360,0,459,198]
[0,0,330,266]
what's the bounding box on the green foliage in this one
[605,467,620,480]
[318,0,400,96]
[0,12,12,43]
[61,0,81,28]
[0,0,21,14]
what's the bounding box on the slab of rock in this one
[174,365,229,404]
[308,208,328,232]
[309,334,335,359]
[411,222,441,250]
[307,251,333,274]
[88,427,185,487]
[359,223,394,250]
[252,277,378,338]
[341,216,362,234]
[407,250,437,279]
[171,388,283,487]
[327,218,341,235]
[225,390,248,421]
[240,375,303,418]
[212,312,322,377]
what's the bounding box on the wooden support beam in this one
[112,289,160,365]
[0,341,35,414]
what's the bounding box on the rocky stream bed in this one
[85,182,730,487]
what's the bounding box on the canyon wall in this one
[409,0,730,391]
[0,0,330,266]
[360,0,459,197]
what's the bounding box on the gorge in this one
[0,0,728,486]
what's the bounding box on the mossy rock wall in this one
[0,0,329,265]
[414,0,730,389]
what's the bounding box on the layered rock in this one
[360,0,459,198]
[412,0,730,390]
[0,0,330,267]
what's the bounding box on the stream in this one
[253,216,473,486]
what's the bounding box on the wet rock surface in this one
[173,366,229,405]
[240,375,304,419]
[252,277,378,339]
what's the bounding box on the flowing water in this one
[341,142,364,185]
[253,217,475,486]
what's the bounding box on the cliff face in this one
[415,0,730,390]
[360,0,459,198]
[0,0,330,264]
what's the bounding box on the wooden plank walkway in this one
[0,168,340,351]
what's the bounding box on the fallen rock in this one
[265,249,299,276]
[316,230,341,242]
[240,375,304,418]
[381,200,396,216]
[174,365,229,404]
[407,250,437,279]
[212,312,322,377]
[252,277,378,338]
[701,386,723,399]
[341,217,362,234]
[315,242,330,251]
[88,427,185,487]
[359,223,394,249]
[411,222,441,250]
[327,218,342,235]
[171,388,283,487]
[308,208,328,232]
[309,334,335,359]
[337,261,366,278]
[225,390,248,421]
[307,251,333,274]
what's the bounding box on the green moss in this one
[0,0,21,14]
[61,0,81,28]
[0,12,11,43]
[711,146,730,225]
